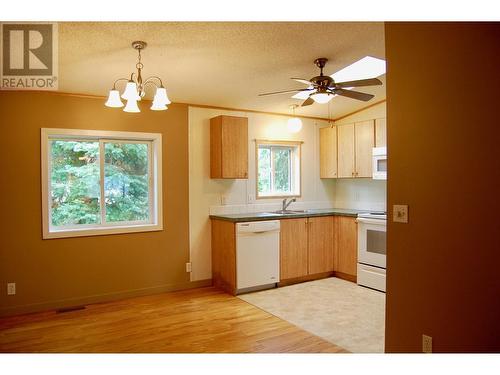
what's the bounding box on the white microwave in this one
[372,147,387,180]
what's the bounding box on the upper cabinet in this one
[354,120,375,178]
[321,118,383,179]
[210,115,248,179]
[319,127,338,178]
[337,123,355,178]
[375,118,387,148]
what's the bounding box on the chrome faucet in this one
[282,198,296,211]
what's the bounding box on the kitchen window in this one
[256,140,301,198]
[41,128,162,239]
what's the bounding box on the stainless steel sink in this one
[266,210,311,215]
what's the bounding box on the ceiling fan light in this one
[123,98,140,113]
[287,117,302,133]
[311,92,333,104]
[121,81,141,101]
[105,89,124,108]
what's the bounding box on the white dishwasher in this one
[236,220,280,293]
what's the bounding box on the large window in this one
[41,128,162,239]
[256,140,301,198]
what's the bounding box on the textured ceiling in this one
[58,22,385,118]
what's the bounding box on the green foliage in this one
[273,148,290,192]
[104,143,149,222]
[258,148,271,193]
[257,145,291,195]
[50,140,149,227]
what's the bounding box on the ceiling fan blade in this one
[258,88,314,97]
[291,78,314,85]
[334,89,374,102]
[301,97,314,107]
[335,78,382,88]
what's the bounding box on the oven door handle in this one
[356,218,387,225]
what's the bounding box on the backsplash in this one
[333,179,386,212]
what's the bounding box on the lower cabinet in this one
[280,218,309,280]
[280,215,357,283]
[307,216,335,274]
[211,214,358,295]
[280,216,334,282]
[335,216,358,279]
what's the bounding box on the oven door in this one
[357,218,387,268]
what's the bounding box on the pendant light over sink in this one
[287,104,303,133]
[105,41,171,113]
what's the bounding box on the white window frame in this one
[41,128,163,239]
[255,140,302,199]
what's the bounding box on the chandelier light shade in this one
[121,81,141,101]
[124,98,140,113]
[105,41,170,113]
[105,90,124,108]
[287,104,303,133]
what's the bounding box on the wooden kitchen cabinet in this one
[336,121,374,178]
[355,120,375,177]
[307,216,335,274]
[210,115,248,179]
[335,216,358,279]
[337,123,355,178]
[319,126,338,178]
[375,118,387,148]
[280,216,335,282]
[280,218,309,280]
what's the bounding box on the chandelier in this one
[105,41,171,113]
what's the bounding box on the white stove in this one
[357,212,387,292]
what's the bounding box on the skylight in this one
[292,56,386,100]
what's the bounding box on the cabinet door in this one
[280,218,308,280]
[375,118,387,148]
[337,124,355,178]
[307,216,334,275]
[354,120,375,178]
[319,127,337,178]
[336,216,357,277]
[221,116,248,178]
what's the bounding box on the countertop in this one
[209,208,366,223]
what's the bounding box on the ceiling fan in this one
[258,57,383,107]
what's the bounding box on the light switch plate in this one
[393,204,409,223]
[7,283,16,295]
[422,334,433,353]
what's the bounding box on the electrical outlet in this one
[422,334,433,353]
[185,262,192,273]
[393,204,409,223]
[247,194,255,204]
[220,195,226,205]
[7,283,16,295]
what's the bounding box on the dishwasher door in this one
[236,221,280,290]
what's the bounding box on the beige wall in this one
[0,92,203,316]
[385,23,500,352]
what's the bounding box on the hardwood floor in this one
[0,287,347,353]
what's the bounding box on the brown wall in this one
[0,92,203,316]
[385,23,500,352]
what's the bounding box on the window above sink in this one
[256,140,302,199]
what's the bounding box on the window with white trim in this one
[256,140,301,198]
[41,128,162,239]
